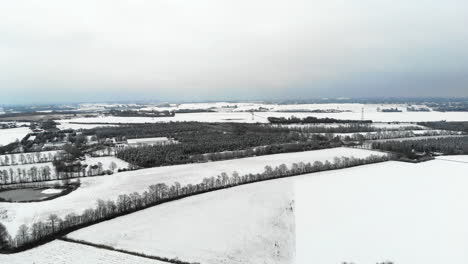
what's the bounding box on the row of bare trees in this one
[0,161,122,185]
[0,165,53,185]
[0,154,390,252]
[0,152,59,166]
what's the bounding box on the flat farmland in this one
[57,110,468,125]
[0,240,165,264]
[0,147,386,237]
[0,127,31,146]
[66,157,468,264]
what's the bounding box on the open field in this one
[140,102,423,113]
[296,157,468,264]
[57,122,117,130]
[57,110,468,125]
[0,147,386,237]
[68,176,295,264]
[66,157,468,264]
[82,156,130,172]
[0,127,31,146]
[0,240,165,264]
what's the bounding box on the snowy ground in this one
[435,155,468,163]
[83,156,130,172]
[296,157,468,264]
[68,177,295,264]
[57,122,117,130]
[56,110,468,125]
[0,147,385,237]
[140,102,410,113]
[0,127,31,146]
[0,240,165,264]
[68,157,468,264]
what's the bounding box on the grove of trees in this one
[371,136,468,156]
[116,136,341,168]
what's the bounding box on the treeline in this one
[0,160,123,185]
[380,108,402,112]
[0,165,53,185]
[0,151,61,166]
[268,116,372,124]
[117,135,338,168]
[340,130,460,142]
[0,154,390,252]
[108,110,175,117]
[417,121,468,133]
[190,140,342,163]
[282,124,423,134]
[371,136,468,156]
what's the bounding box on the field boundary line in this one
[435,157,468,164]
[58,237,199,264]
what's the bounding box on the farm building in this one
[127,137,176,147]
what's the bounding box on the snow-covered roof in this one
[127,137,171,144]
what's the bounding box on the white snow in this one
[68,177,295,264]
[56,110,468,125]
[295,157,468,264]
[0,127,31,146]
[57,122,117,130]
[69,157,468,264]
[83,156,130,172]
[0,240,165,264]
[0,147,385,237]
[41,188,64,194]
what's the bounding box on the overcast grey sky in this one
[1,0,468,104]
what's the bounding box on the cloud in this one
[1,0,467,104]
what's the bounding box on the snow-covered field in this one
[83,156,130,172]
[68,177,295,264]
[57,122,117,130]
[435,155,468,163]
[57,110,468,125]
[0,240,165,264]
[0,147,385,236]
[140,102,409,113]
[296,157,468,264]
[67,157,468,264]
[0,127,31,146]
